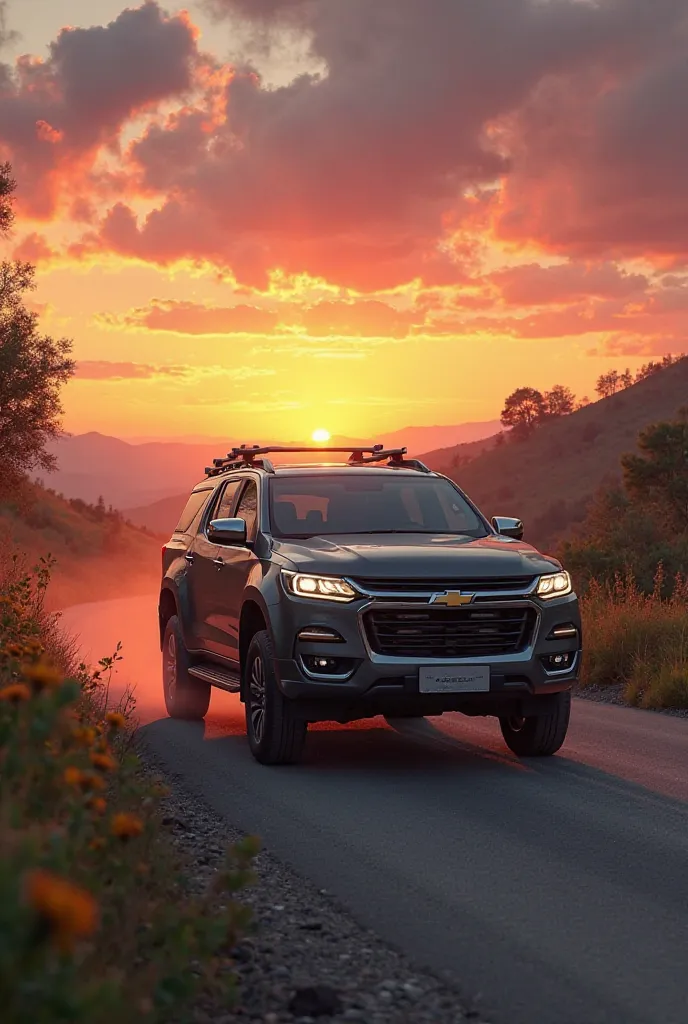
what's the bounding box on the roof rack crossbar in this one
[204,444,429,477]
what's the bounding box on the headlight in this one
[536,570,572,600]
[281,570,359,602]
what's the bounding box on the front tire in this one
[499,691,571,757]
[245,630,307,765]
[162,615,210,721]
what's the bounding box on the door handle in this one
[185,553,194,564]
[213,557,225,569]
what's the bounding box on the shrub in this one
[0,561,257,1023]
[579,568,688,709]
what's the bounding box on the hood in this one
[272,532,559,579]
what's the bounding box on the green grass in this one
[579,569,688,709]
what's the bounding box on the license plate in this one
[419,665,490,693]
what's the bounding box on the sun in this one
[311,428,331,443]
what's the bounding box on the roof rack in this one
[204,443,431,477]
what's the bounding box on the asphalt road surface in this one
[62,595,688,1024]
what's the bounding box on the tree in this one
[619,368,633,389]
[595,369,621,398]
[500,387,546,439]
[0,165,75,495]
[575,396,591,411]
[0,161,15,236]
[635,360,663,382]
[543,384,575,418]
[621,409,688,533]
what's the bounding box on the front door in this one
[203,478,260,663]
[186,477,242,654]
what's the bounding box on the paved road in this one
[62,595,688,1024]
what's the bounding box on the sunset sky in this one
[2,0,687,441]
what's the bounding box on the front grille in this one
[364,607,536,659]
[354,576,536,595]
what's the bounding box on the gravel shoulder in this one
[140,746,488,1024]
[573,682,688,719]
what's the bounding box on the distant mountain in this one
[43,420,501,510]
[442,359,688,553]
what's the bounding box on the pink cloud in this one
[0,3,200,217]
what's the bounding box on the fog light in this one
[541,652,575,672]
[301,654,356,677]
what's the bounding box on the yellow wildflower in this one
[22,660,63,692]
[87,796,107,815]
[79,771,106,792]
[111,813,144,840]
[89,751,117,773]
[0,683,31,703]
[63,766,83,787]
[25,870,98,952]
[105,711,126,730]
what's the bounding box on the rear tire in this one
[499,691,571,757]
[245,630,307,765]
[162,615,210,721]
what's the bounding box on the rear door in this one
[203,478,261,663]
[186,477,243,653]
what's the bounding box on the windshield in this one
[269,474,489,539]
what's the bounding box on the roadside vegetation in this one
[0,552,258,1023]
[565,409,688,709]
[579,570,688,709]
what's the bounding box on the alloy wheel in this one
[164,632,177,698]
[508,714,526,732]
[249,654,266,744]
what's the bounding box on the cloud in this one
[82,0,686,289]
[114,299,281,335]
[3,0,688,359]
[74,361,189,380]
[490,262,649,307]
[13,231,57,264]
[0,2,201,217]
[97,296,420,338]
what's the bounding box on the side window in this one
[175,490,212,533]
[212,480,242,521]
[235,481,259,541]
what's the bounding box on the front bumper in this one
[270,590,581,720]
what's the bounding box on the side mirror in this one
[491,516,524,541]
[208,517,248,546]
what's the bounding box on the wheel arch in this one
[158,585,178,650]
[239,594,272,700]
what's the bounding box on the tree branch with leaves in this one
[0,164,75,496]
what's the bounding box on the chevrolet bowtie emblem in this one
[430,590,475,607]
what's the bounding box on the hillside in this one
[43,420,501,510]
[448,358,688,553]
[417,435,498,473]
[0,483,162,610]
[124,492,188,537]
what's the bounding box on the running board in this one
[189,664,241,693]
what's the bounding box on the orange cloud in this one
[74,361,189,380]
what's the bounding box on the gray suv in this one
[159,445,581,764]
